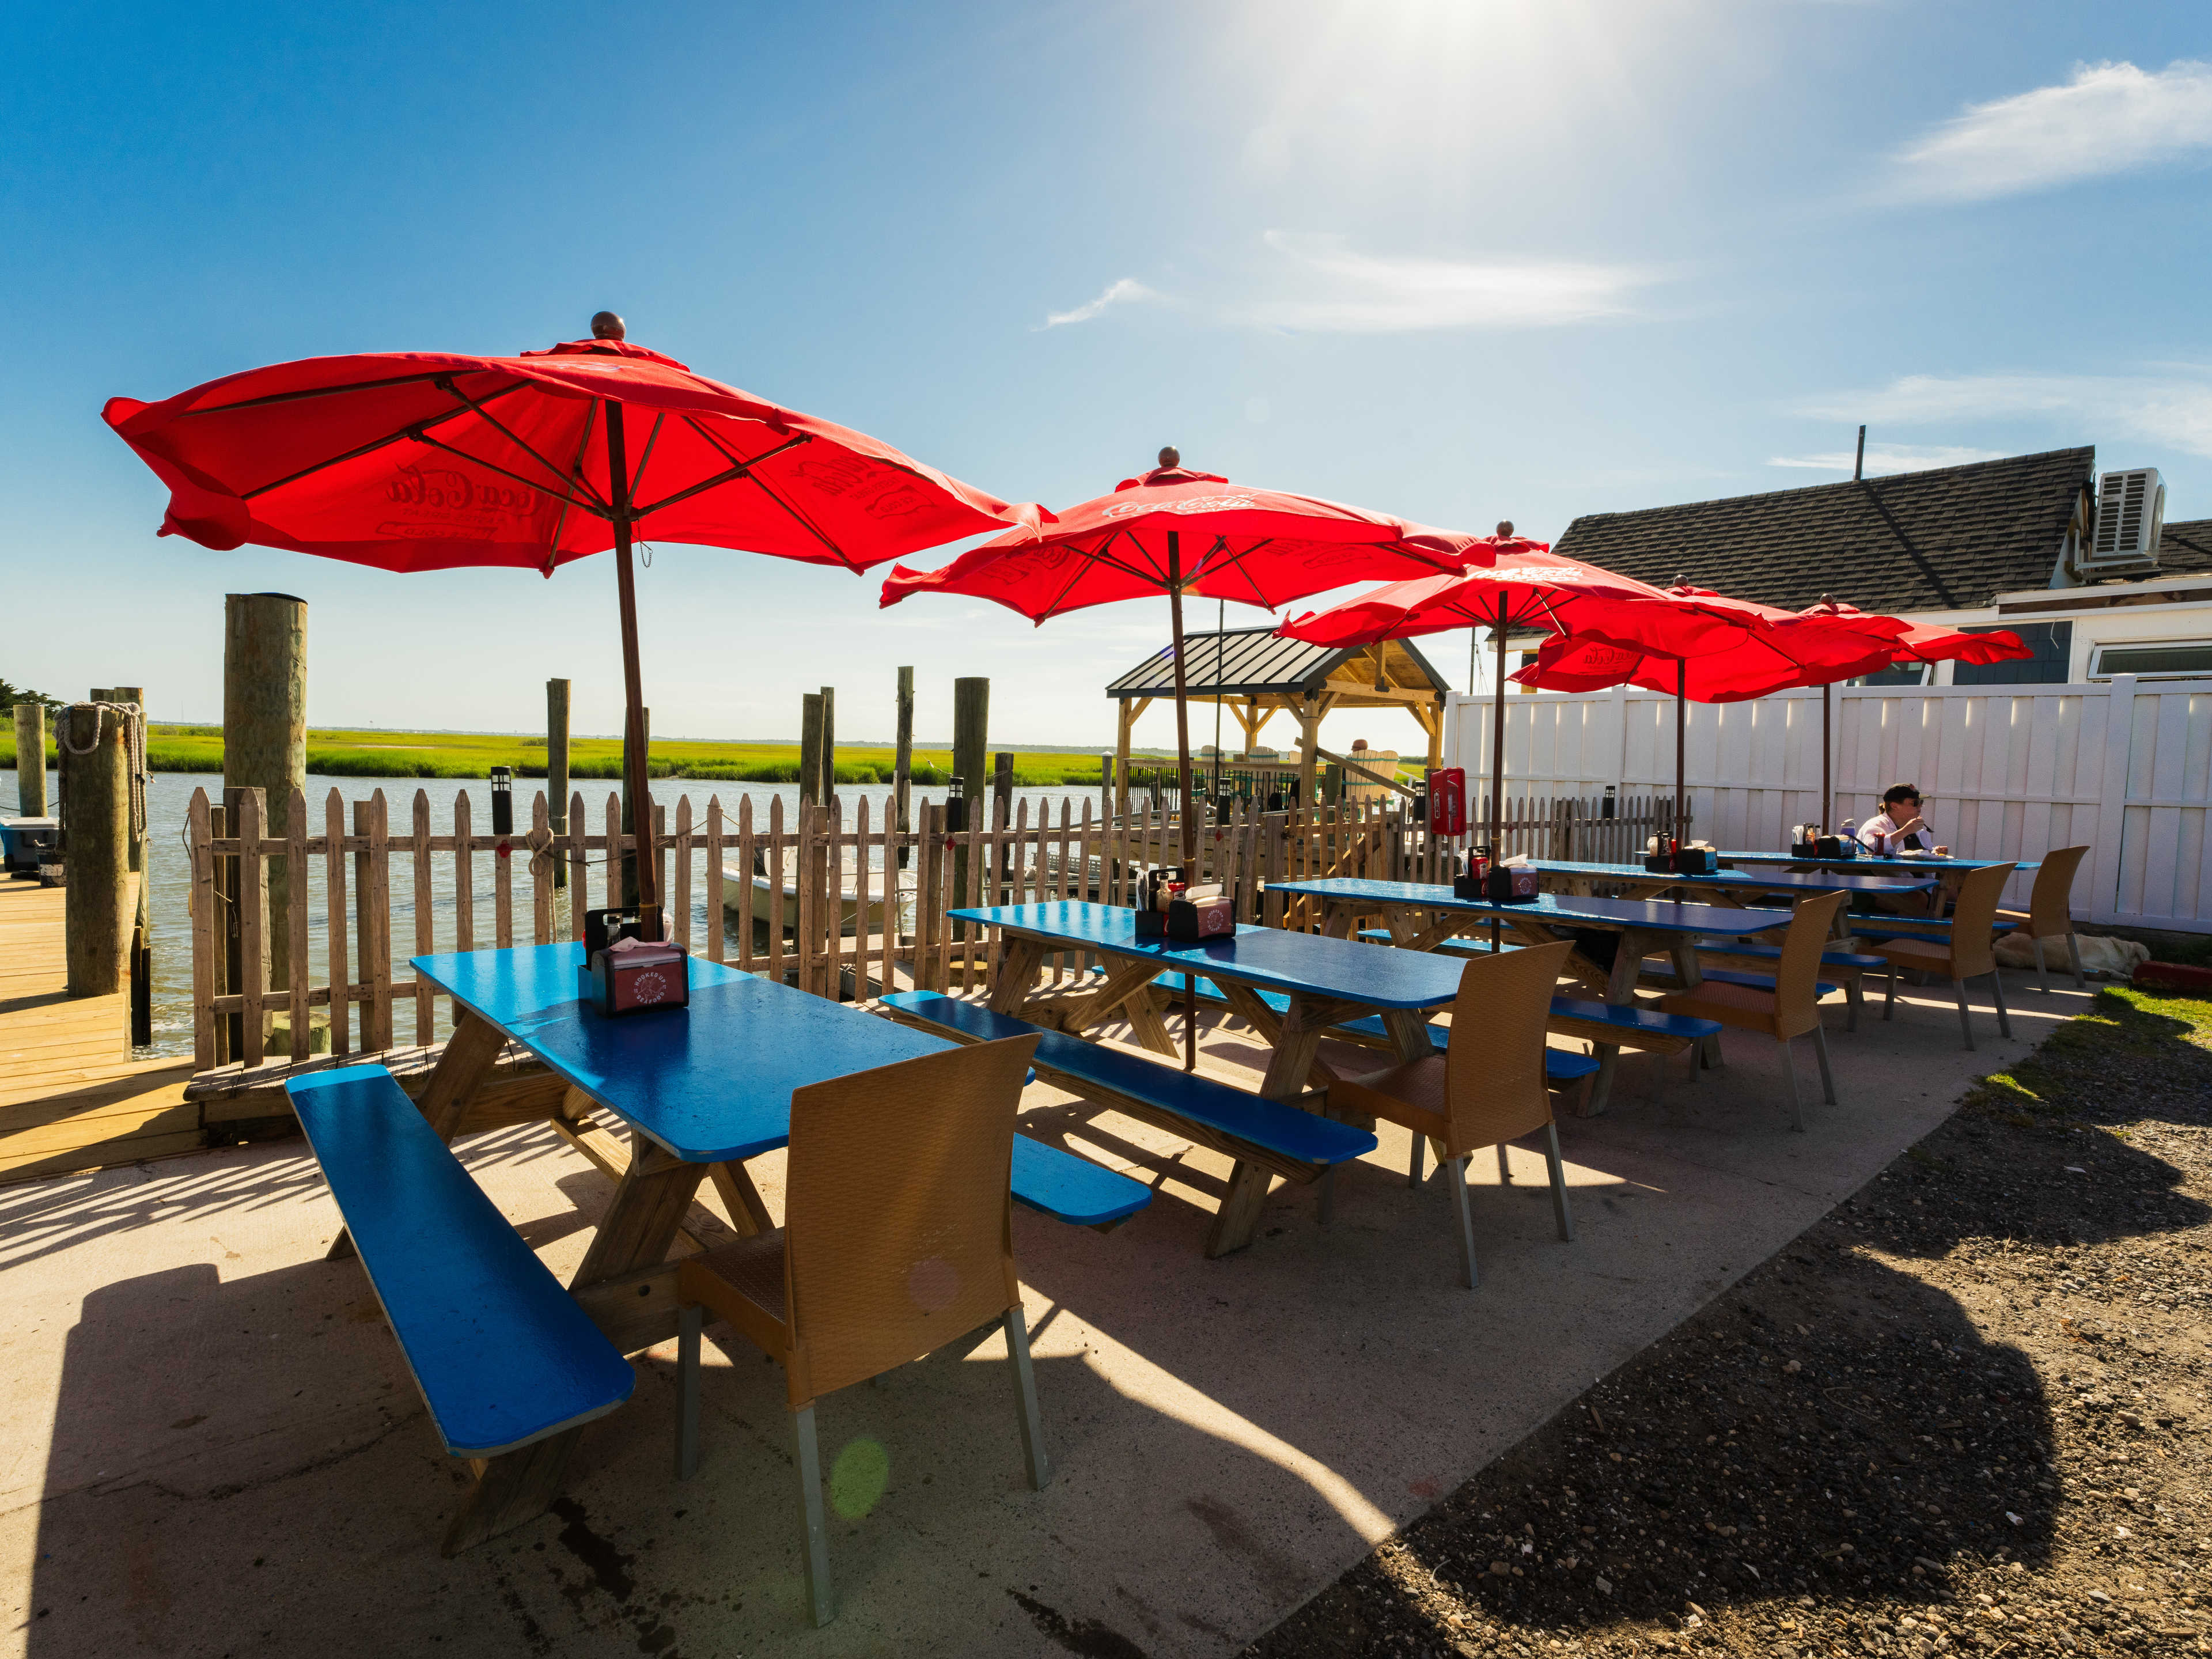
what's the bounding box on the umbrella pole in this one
[1822,681,1833,834]
[1675,659,1687,852]
[1166,532,1198,1071]
[1492,596,1508,952]
[605,402,663,940]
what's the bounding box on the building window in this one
[2089,641,2212,680]
[1953,621,2073,685]
[1854,661,1930,688]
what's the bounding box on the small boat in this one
[722,846,911,938]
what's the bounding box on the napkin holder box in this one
[1484,865,1539,903]
[1166,893,1234,942]
[1673,847,1719,875]
[1813,834,1853,859]
[582,937,690,1017]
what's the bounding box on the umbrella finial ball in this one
[1495,520,1514,538]
[1157,445,1180,468]
[591,310,626,341]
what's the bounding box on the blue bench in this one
[880,991,1376,1255]
[1141,969,1633,1089]
[1545,997,1722,1056]
[286,1065,637,1467]
[1009,1131,1153,1227]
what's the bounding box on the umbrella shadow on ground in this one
[17,1249,1377,1657]
[22,1257,457,1658]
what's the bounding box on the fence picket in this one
[287,786,310,1063]
[412,791,434,1044]
[325,788,351,1057]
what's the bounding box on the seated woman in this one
[1858,784,1949,858]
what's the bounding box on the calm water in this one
[118,771,1099,1060]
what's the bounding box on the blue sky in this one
[5,1,2210,752]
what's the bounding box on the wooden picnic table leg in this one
[327,1007,512,1262]
[1319,899,1355,940]
[1378,1006,1436,1061]
[1046,951,1173,1053]
[425,1010,515,1139]
[1203,992,1349,1258]
[1581,926,1656,1119]
[1663,932,1723,1068]
[710,1161,774,1236]
[987,935,1049,1015]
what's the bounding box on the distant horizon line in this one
[135,723,1171,755]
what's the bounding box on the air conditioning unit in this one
[2081,468,2165,575]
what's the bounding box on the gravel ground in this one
[1247,986,2212,1659]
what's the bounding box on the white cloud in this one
[1240,232,1652,333]
[1767,444,2006,476]
[1884,59,2212,202]
[1797,370,2212,459]
[1040,277,1165,328]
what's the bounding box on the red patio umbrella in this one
[1277,553,1749,869]
[880,450,1484,863]
[1790,600,2030,830]
[105,312,1031,939]
[1513,590,2018,839]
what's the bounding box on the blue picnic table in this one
[1270,877,1808,1113]
[1722,849,2039,876]
[407,942,1150,1340]
[949,900,1469,1106]
[1522,858,1934,900]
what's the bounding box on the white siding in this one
[1442,676,2212,931]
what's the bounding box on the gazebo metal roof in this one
[1105,626,1449,704]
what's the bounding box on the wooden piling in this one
[62,703,131,997]
[800,692,825,805]
[547,679,570,889]
[893,666,913,869]
[112,685,151,1046]
[224,594,307,991]
[12,703,46,816]
[952,678,987,935]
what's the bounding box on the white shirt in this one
[1858,810,1935,857]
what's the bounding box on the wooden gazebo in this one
[1105,626,1450,812]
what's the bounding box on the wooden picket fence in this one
[184,783,1687,1076]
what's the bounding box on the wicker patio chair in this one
[1867,863,2017,1052]
[1658,889,1849,1131]
[674,1033,1047,1627]
[1994,845,2089,991]
[1327,941,1577,1289]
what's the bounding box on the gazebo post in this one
[1296,696,1321,807]
[1114,699,1136,819]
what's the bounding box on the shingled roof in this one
[2153,518,2212,578]
[1552,448,2096,613]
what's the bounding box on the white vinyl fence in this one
[1443,676,2212,933]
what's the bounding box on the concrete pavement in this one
[0,969,2091,1657]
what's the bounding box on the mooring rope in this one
[56,700,147,843]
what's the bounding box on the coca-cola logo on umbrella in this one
[1099,494,1257,518]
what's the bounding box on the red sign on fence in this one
[1426,767,1467,837]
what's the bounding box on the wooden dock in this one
[0,876,198,1183]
